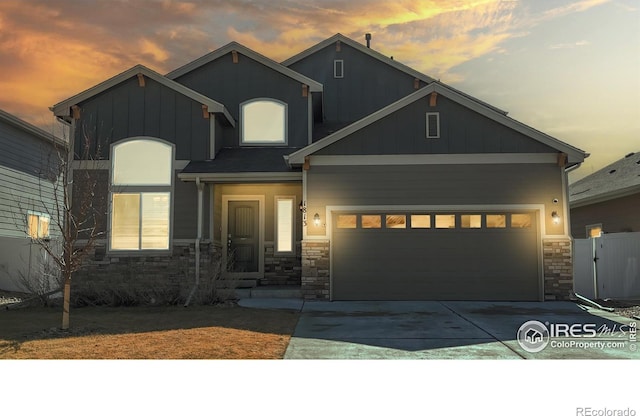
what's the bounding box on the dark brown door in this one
[227,201,259,273]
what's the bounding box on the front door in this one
[227,200,259,273]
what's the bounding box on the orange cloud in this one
[0,0,621,132]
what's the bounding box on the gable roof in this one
[570,151,640,207]
[165,42,323,93]
[51,65,235,126]
[283,33,437,85]
[282,33,507,115]
[0,108,67,148]
[287,82,587,166]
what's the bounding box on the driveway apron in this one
[283,301,637,359]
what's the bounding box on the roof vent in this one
[625,152,635,158]
[609,169,617,174]
[365,33,372,48]
[636,159,640,165]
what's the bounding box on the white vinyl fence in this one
[574,232,640,299]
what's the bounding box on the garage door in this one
[332,211,540,301]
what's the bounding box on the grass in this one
[0,304,299,359]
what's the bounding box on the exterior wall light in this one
[551,211,561,225]
[313,213,321,227]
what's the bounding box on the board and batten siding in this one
[74,76,211,161]
[173,51,310,148]
[288,41,428,124]
[305,163,566,236]
[0,120,60,239]
[316,94,556,156]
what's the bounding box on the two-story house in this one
[51,34,587,302]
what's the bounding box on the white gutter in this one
[185,177,205,306]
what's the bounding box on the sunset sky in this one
[0,0,638,181]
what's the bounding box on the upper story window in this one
[110,138,173,251]
[241,99,287,145]
[426,112,440,139]
[334,60,344,78]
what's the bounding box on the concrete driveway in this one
[281,301,638,359]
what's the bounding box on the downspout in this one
[185,177,204,306]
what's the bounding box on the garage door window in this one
[335,211,535,232]
[511,213,532,228]
[337,215,357,228]
[362,215,382,229]
[385,215,406,229]
[461,214,482,228]
[435,214,456,229]
[486,214,506,228]
[411,215,431,228]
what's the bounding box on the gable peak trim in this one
[287,82,587,165]
[51,64,235,127]
[282,33,436,85]
[165,41,322,92]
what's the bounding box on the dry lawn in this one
[0,304,299,359]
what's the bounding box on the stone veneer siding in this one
[301,240,330,300]
[71,241,219,304]
[542,238,574,300]
[262,242,302,286]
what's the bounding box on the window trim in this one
[109,137,174,254]
[426,112,440,139]
[27,211,51,240]
[240,98,288,146]
[274,196,296,255]
[334,59,344,78]
[586,223,603,238]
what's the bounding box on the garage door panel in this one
[332,212,539,301]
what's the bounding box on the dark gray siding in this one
[288,42,427,124]
[571,193,640,237]
[174,51,309,148]
[0,120,61,239]
[306,163,566,236]
[317,94,555,155]
[71,169,109,237]
[74,77,210,160]
[173,174,210,240]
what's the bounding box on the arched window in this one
[241,99,287,145]
[110,138,173,251]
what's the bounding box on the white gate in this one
[574,232,640,299]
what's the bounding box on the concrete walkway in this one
[240,299,638,359]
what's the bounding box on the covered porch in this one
[178,147,304,296]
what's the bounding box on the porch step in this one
[236,285,302,299]
[214,279,257,289]
[233,279,258,289]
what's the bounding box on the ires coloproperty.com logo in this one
[517,320,637,353]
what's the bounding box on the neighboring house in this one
[570,151,640,238]
[0,109,66,292]
[51,33,587,302]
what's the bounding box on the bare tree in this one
[15,133,105,329]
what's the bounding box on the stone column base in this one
[301,240,330,300]
[543,238,573,300]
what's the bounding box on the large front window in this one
[241,99,287,145]
[110,139,173,251]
